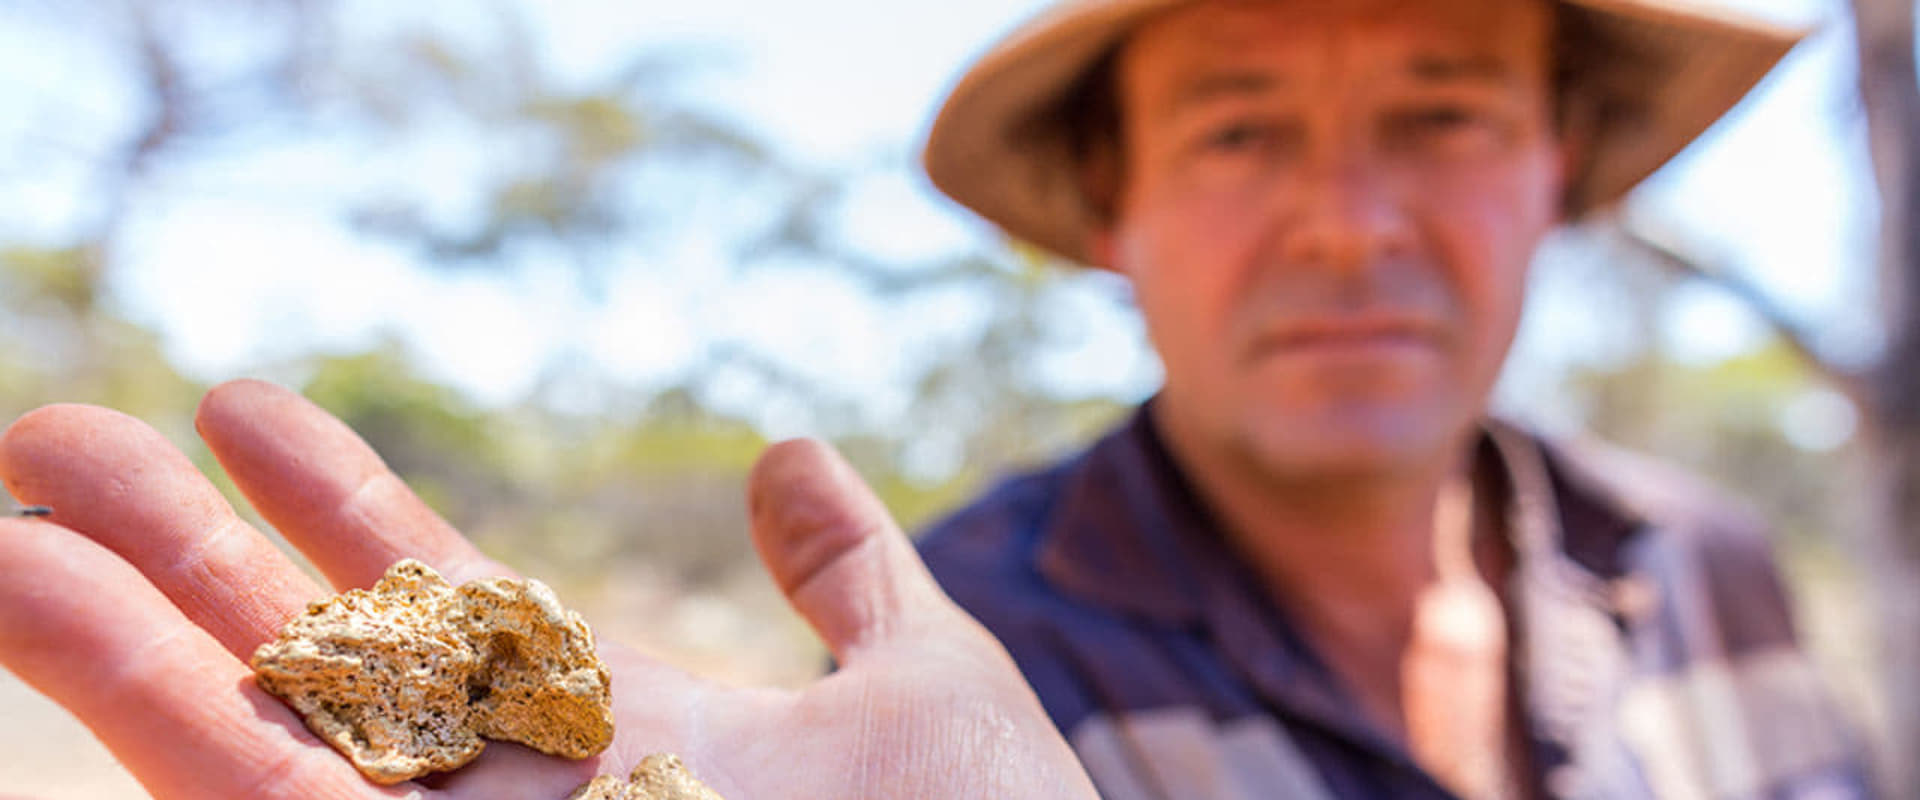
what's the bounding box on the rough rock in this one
[567,754,727,800]
[251,559,613,784]
[460,575,615,758]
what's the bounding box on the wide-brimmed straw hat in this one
[923,0,1805,266]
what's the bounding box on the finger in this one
[195,379,512,589]
[0,518,397,799]
[0,404,322,658]
[746,439,963,664]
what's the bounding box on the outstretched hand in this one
[0,380,1098,800]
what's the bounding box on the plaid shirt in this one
[919,404,1874,799]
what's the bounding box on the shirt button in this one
[1610,576,1660,622]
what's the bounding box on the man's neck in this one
[1154,412,1466,622]
[1149,404,1505,728]
[1210,456,1457,663]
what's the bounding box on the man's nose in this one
[1275,159,1415,271]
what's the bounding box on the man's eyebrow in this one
[1405,53,1514,84]
[1163,71,1283,115]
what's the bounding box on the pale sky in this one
[0,0,1869,442]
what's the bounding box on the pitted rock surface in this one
[251,559,613,784]
[460,575,615,758]
[567,754,727,800]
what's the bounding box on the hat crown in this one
[923,0,1804,266]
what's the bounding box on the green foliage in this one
[1569,340,1855,545]
[0,248,203,431]
[303,346,505,484]
[2,246,102,314]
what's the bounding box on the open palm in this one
[0,380,1098,800]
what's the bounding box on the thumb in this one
[746,438,959,665]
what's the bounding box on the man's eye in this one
[1385,106,1504,153]
[1402,106,1483,132]
[1201,121,1285,153]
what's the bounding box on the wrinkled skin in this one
[0,380,1099,800]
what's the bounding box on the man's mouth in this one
[1247,316,1445,360]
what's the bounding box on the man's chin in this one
[1235,407,1462,481]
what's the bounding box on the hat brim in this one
[922,0,1806,267]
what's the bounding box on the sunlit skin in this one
[1089,0,1569,789]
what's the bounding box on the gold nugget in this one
[569,754,727,800]
[252,559,614,784]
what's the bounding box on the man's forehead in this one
[1120,0,1554,90]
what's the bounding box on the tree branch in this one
[1613,221,1873,407]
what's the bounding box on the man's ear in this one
[1553,97,1596,217]
[1558,135,1587,212]
[1078,143,1125,272]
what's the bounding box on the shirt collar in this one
[1034,401,1215,627]
[1033,405,1643,627]
[1031,404,1650,768]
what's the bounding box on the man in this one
[0,3,1870,800]
[916,0,1874,797]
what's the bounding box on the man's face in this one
[1095,0,1565,480]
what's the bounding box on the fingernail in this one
[14,506,51,518]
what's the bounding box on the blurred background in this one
[0,0,1905,795]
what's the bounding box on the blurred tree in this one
[335,25,779,284]
[7,0,1153,471]
[1588,1,1920,786]
[1843,0,1920,788]
[1568,342,1855,544]
[0,245,204,453]
[1,0,1139,599]
[300,343,514,514]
